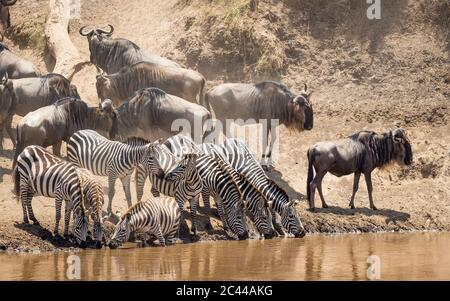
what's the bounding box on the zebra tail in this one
[306,148,314,202]
[13,164,20,201]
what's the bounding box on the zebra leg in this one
[189,196,200,236]
[154,225,166,247]
[107,174,117,213]
[19,184,32,224]
[135,164,146,202]
[25,190,39,226]
[214,196,229,231]
[120,175,132,208]
[201,188,213,230]
[54,195,64,236]
[63,200,72,237]
[175,196,189,236]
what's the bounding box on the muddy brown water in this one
[1,232,449,280]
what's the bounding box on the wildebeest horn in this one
[98,24,114,35]
[101,99,114,112]
[0,33,3,42]
[303,83,308,92]
[1,0,17,6]
[79,25,92,36]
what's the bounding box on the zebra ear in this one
[267,201,273,209]
[289,199,300,207]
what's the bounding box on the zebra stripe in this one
[67,129,159,213]
[201,143,276,238]
[109,197,181,248]
[219,138,305,237]
[164,135,249,240]
[14,145,88,247]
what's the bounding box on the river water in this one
[1,232,449,280]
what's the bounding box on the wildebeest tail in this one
[12,125,22,169]
[306,148,315,202]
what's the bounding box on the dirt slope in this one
[1,0,449,251]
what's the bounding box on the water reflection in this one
[1,232,449,280]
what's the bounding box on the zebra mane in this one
[213,155,243,199]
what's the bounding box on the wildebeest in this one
[107,87,211,143]
[204,81,313,166]
[13,97,117,166]
[0,0,17,35]
[306,128,413,211]
[0,33,39,79]
[0,73,79,148]
[95,61,206,105]
[79,24,180,73]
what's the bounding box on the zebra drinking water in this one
[13,145,89,247]
[109,197,181,248]
[201,143,277,239]
[76,168,105,248]
[219,138,306,237]
[164,135,249,240]
[67,129,163,214]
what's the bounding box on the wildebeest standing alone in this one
[0,33,39,78]
[95,61,206,105]
[107,87,211,143]
[0,73,79,148]
[204,81,313,166]
[79,24,180,73]
[306,128,413,210]
[13,97,117,166]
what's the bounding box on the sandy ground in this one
[1,0,449,251]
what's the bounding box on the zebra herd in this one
[13,128,305,249]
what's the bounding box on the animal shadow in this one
[265,168,306,201]
[312,205,410,222]
[14,222,77,248]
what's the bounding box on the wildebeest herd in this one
[0,24,413,249]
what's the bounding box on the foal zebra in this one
[201,143,276,238]
[109,197,181,248]
[164,135,249,240]
[67,130,162,213]
[219,138,306,237]
[14,145,89,247]
[76,168,105,248]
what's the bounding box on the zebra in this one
[219,138,306,237]
[123,137,203,235]
[76,168,105,248]
[164,135,249,240]
[109,197,181,249]
[201,143,277,239]
[13,145,89,247]
[67,129,163,214]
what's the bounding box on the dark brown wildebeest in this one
[106,87,210,143]
[0,73,79,149]
[79,24,180,73]
[306,128,413,211]
[0,33,39,79]
[95,61,205,105]
[204,81,313,167]
[13,97,117,166]
[0,0,17,35]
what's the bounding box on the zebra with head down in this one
[164,135,249,240]
[13,145,89,247]
[219,138,306,238]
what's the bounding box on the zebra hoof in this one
[31,220,40,226]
